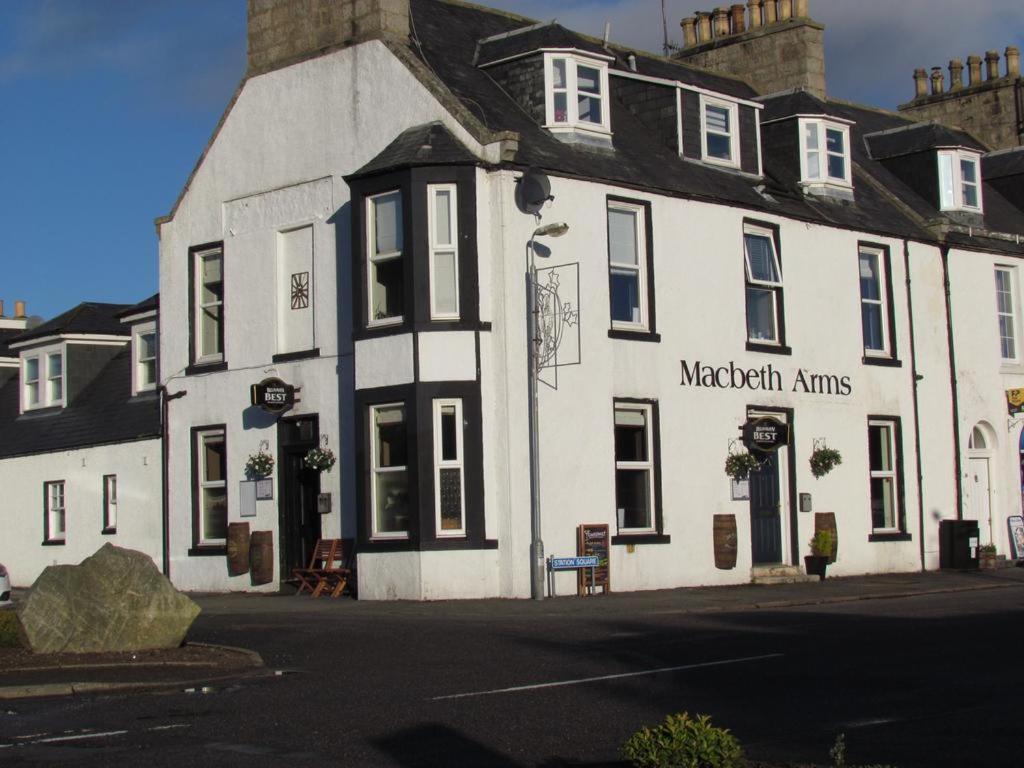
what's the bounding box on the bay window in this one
[800,118,851,187]
[938,150,983,212]
[428,185,459,320]
[371,403,409,538]
[367,191,404,325]
[433,399,465,536]
[544,53,610,134]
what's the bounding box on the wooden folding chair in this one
[292,539,351,598]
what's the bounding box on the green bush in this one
[0,611,23,648]
[830,733,897,768]
[621,712,743,768]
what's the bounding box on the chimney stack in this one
[948,59,964,91]
[985,50,1000,80]
[14,300,26,319]
[930,67,945,95]
[913,68,929,98]
[1007,46,1021,78]
[967,55,982,85]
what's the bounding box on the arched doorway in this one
[966,422,996,545]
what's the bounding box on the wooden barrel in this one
[226,522,251,576]
[713,514,738,569]
[249,531,274,586]
[815,512,838,564]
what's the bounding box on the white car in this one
[0,562,10,605]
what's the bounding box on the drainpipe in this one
[903,241,927,570]
[160,386,187,577]
[940,246,964,521]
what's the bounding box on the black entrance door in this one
[278,416,321,576]
[749,450,782,564]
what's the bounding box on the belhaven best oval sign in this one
[250,377,295,414]
[741,416,789,453]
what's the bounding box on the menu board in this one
[577,523,611,595]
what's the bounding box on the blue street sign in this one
[549,556,600,570]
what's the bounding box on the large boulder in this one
[17,544,200,654]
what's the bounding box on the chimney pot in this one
[948,59,964,91]
[793,0,809,17]
[913,68,929,99]
[764,0,778,24]
[14,300,26,319]
[697,12,713,43]
[747,0,762,28]
[680,16,698,47]
[779,0,793,21]
[712,7,730,37]
[985,50,1000,80]
[730,4,746,34]
[930,67,945,95]
[967,55,982,85]
[1006,46,1020,78]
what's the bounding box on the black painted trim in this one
[187,241,226,369]
[608,330,662,343]
[606,195,658,337]
[42,479,65,545]
[272,348,320,363]
[858,241,900,362]
[746,342,793,356]
[190,423,227,554]
[184,362,228,377]
[939,247,964,519]
[277,413,320,581]
[187,547,227,557]
[611,534,672,545]
[862,356,903,368]
[868,532,913,542]
[102,473,117,534]
[867,415,908,536]
[903,239,927,570]
[612,397,665,539]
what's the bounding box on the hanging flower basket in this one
[245,450,275,479]
[809,447,842,478]
[724,451,761,482]
[304,446,336,473]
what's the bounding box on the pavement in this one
[2,564,1023,701]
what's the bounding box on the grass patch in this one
[0,610,23,648]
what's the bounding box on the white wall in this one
[0,439,162,586]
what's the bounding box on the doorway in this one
[966,422,996,546]
[278,415,321,577]
[749,450,782,564]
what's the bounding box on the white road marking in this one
[150,724,191,732]
[430,653,784,701]
[844,717,899,728]
[31,730,129,744]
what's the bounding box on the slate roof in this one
[350,123,480,178]
[984,147,1024,180]
[13,302,131,346]
[0,345,160,459]
[864,122,986,160]
[117,293,159,319]
[0,329,22,359]
[475,22,611,67]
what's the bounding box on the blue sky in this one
[1,0,1021,320]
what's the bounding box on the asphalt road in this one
[1,585,1022,767]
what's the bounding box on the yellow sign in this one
[1007,389,1024,414]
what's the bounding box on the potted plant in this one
[978,543,998,570]
[809,446,842,478]
[805,528,836,580]
[245,450,274,479]
[724,451,761,482]
[304,446,336,473]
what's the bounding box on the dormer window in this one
[133,321,158,394]
[700,96,738,167]
[938,150,983,212]
[22,346,64,411]
[543,53,610,135]
[799,118,851,188]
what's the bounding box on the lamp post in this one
[527,221,569,600]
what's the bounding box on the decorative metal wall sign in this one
[534,262,581,389]
[291,271,310,310]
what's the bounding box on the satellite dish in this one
[515,168,553,215]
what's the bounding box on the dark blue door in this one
[749,451,782,564]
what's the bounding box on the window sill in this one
[101,528,117,536]
[185,362,228,376]
[608,329,661,343]
[868,532,912,542]
[41,539,66,547]
[188,546,227,557]
[272,348,320,364]
[702,155,740,170]
[746,342,792,356]
[612,534,671,546]
[862,356,902,368]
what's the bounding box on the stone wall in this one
[899,81,1022,150]
[247,0,409,75]
[673,20,825,99]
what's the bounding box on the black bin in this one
[939,519,980,570]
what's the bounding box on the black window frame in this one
[742,219,790,355]
[866,415,910,542]
[858,241,901,367]
[189,423,228,556]
[42,479,66,546]
[606,195,660,343]
[102,473,117,535]
[186,241,227,376]
[610,398,670,546]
